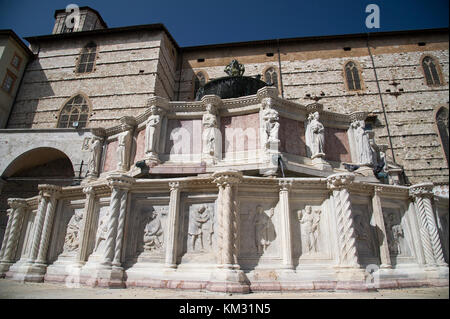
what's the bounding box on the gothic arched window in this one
[344,61,362,91]
[422,56,443,86]
[264,67,279,90]
[57,94,90,128]
[435,106,449,165]
[193,71,207,99]
[76,42,97,73]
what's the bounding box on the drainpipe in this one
[276,39,284,98]
[366,33,396,164]
[176,50,183,101]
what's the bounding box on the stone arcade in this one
[0,84,448,292]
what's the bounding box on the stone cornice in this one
[106,174,135,190]
[326,173,355,190]
[279,179,294,191]
[38,184,62,198]
[373,184,410,198]
[409,182,434,198]
[7,198,29,210]
[212,170,243,187]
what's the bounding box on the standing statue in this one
[254,206,275,253]
[298,206,321,254]
[305,112,325,158]
[143,210,163,251]
[87,137,103,177]
[63,210,83,253]
[351,120,374,165]
[145,106,162,157]
[188,205,212,251]
[116,129,132,171]
[202,104,218,156]
[262,100,280,146]
[385,212,404,255]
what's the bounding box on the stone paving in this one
[0,279,448,299]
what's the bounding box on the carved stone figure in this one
[145,106,162,157]
[254,206,275,253]
[262,101,280,146]
[224,59,245,76]
[94,211,109,253]
[188,205,213,251]
[116,129,132,171]
[87,137,102,177]
[202,104,218,156]
[298,206,321,254]
[143,210,163,251]
[63,210,83,253]
[384,212,404,255]
[305,112,325,158]
[353,212,376,255]
[351,120,374,165]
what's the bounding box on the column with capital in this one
[410,183,447,268]
[0,199,28,276]
[165,181,181,268]
[88,173,134,288]
[35,186,62,266]
[207,170,249,293]
[8,185,61,282]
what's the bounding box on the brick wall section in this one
[8,31,165,129]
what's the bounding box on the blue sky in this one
[0,0,448,47]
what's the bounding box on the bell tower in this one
[52,6,107,34]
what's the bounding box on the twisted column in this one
[102,174,134,267]
[410,183,447,267]
[112,187,130,267]
[0,209,13,261]
[36,185,61,264]
[0,199,28,263]
[215,183,224,266]
[28,190,49,262]
[327,173,359,268]
[212,171,242,269]
[165,181,181,268]
[279,179,294,269]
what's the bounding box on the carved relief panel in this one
[124,193,170,265]
[93,204,110,256]
[239,194,280,263]
[382,207,412,259]
[137,205,168,257]
[47,199,84,263]
[16,208,36,262]
[290,198,332,262]
[351,203,379,264]
[178,194,217,263]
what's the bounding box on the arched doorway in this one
[0,148,75,245]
